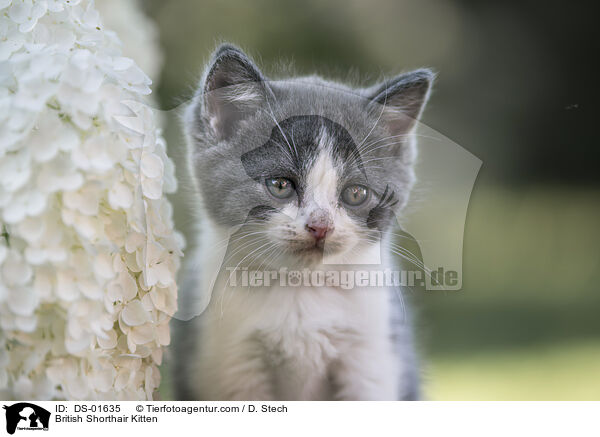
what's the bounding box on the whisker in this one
[263,95,297,161]
[218,239,278,315]
[356,88,388,152]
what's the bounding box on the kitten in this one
[173,44,433,400]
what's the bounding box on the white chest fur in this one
[183,226,400,400]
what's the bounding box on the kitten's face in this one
[185,45,432,266]
[240,115,396,263]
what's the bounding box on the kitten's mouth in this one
[288,238,342,256]
[288,244,322,255]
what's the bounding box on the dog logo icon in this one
[3,403,50,434]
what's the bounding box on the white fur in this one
[189,228,399,400]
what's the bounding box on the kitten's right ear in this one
[366,69,434,136]
[199,44,269,140]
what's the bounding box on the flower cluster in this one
[0,0,182,400]
[95,0,163,84]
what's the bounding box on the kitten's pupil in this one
[266,177,294,199]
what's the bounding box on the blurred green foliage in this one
[417,186,600,399]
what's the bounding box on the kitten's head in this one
[185,44,433,266]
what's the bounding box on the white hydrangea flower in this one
[0,0,182,400]
[95,0,163,84]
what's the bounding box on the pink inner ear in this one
[209,115,219,134]
[382,107,419,138]
[204,83,266,140]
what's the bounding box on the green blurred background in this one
[143,0,600,400]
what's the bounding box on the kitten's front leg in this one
[213,339,275,401]
[330,342,399,401]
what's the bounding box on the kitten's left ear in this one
[199,44,271,140]
[367,69,435,135]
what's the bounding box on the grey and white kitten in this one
[173,44,433,400]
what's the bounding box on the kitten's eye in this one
[265,177,295,199]
[341,185,369,206]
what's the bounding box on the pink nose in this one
[306,209,334,240]
[306,223,331,240]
